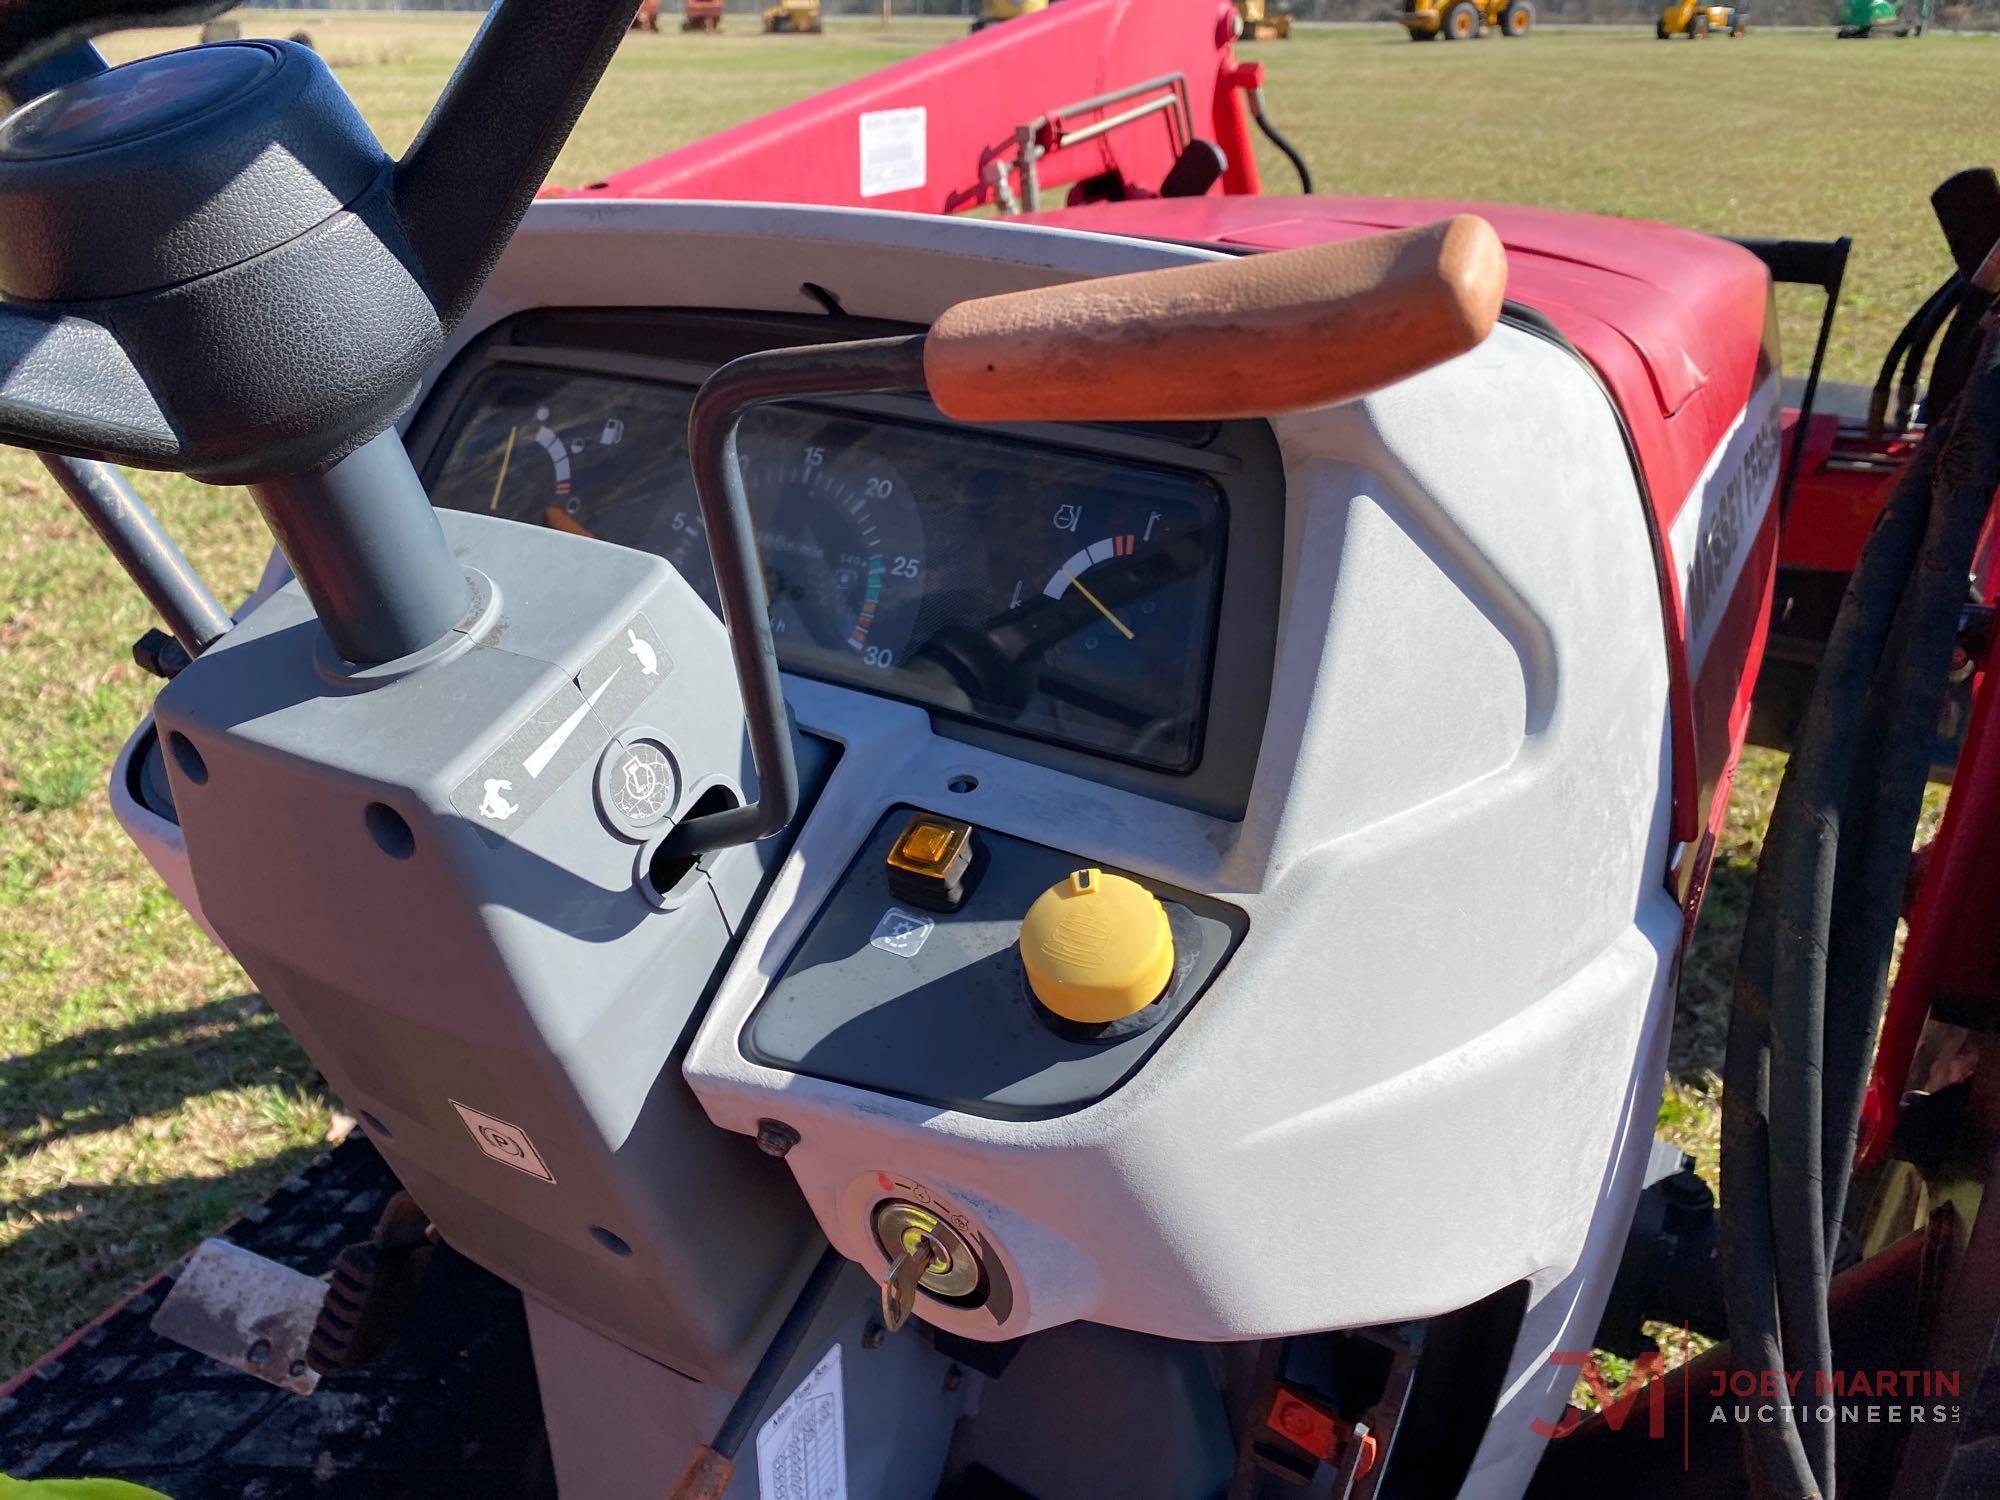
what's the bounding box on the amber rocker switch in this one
[885,813,981,912]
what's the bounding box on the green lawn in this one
[3,11,1989,1374]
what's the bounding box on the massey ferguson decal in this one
[1670,375,1782,670]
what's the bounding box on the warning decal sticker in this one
[451,1100,556,1184]
[859,107,925,199]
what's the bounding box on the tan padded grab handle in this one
[923,215,1507,425]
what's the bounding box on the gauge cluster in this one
[426,366,1226,771]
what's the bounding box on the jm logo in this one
[1533,1351,1668,1441]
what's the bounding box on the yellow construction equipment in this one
[973,0,1051,32]
[1657,0,1745,35]
[1400,0,1534,38]
[763,0,822,32]
[1234,0,1293,39]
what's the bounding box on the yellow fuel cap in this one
[1019,868,1174,1025]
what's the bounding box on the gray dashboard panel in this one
[742,809,1247,1119]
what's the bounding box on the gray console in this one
[154,510,834,1388]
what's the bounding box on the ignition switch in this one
[871,1200,981,1331]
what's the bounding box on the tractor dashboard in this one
[110,202,1687,1385]
[410,307,1286,814]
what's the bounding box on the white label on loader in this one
[451,1101,556,1184]
[756,1341,847,1500]
[859,107,925,198]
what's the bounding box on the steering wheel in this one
[0,0,815,858]
[0,0,639,487]
[0,0,648,659]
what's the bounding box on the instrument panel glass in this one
[425,367,1225,771]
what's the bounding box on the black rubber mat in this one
[0,1137,553,1499]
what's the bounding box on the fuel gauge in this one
[426,370,697,558]
[1042,532,1147,641]
[1027,499,1217,763]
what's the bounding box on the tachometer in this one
[657,412,928,673]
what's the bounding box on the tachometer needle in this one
[1061,566,1135,641]
[488,425,517,512]
[545,506,596,539]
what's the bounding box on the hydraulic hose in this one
[1894,282,1966,434]
[1924,288,1997,421]
[1719,994,1818,1496]
[1245,85,1312,196]
[1821,327,2000,1245]
[1723,316,2000,1499]
[1867,274,1955,438]
[1722,423,1936,1498]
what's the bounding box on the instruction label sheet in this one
[755,1341,847,1500]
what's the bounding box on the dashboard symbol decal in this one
[579,612,673,730]
[626,627,659,676]
[451,611,679,843]
[523,668,618,779]
[451,677,610,839]
[869,907,935,959]
[479,779,518,821]
[612,745,673,823]
[596,735,680,838]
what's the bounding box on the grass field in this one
[2,11,1988,1374]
